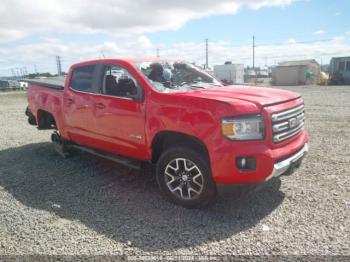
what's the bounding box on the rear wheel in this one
[156,146,216,208]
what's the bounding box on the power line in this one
[255,38,337,47]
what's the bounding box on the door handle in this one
[66,98,75,105]
[95,102,106,109]
[77,104,89,110]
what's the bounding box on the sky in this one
[0,0,349,76]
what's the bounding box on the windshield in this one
[135,61,222,93]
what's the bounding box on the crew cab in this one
[26,58,308,208]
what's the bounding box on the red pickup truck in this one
[26,58,308,208]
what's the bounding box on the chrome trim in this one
[129,134,142,140]
[273,113,305,132]
[271,104,305,143]
[265,143,309,181]
[273,121,289,132]
[272,104,304,122]
[273,122,304,142]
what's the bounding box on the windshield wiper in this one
[179,81,205,88]
[163,81,177,89]
[190,85,205,89]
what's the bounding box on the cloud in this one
[286,38,297,44]
[3,0,348,76]
[0,29,24,43]
[0,0,294,42]
[313,30,325,35]
[1,34,350,76]
[134,36,153,49]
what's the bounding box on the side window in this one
[339,61,345,71]
[70,65,99,93]
[103,65,141,99]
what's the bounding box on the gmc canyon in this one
[26,58,308,208]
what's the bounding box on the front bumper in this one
[210,130,309,184]
[265,143,309,181]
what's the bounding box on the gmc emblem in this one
[289,117,298,128]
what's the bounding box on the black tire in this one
[156,145,217,208]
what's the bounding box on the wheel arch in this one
[151,131,210,164]
[37,109,57,129]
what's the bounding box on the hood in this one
[178,85,301,108]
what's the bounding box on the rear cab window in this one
[70,65,100,93]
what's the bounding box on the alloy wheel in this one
[164,158,204,200]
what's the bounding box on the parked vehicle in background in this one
[329,73,345,85]
[319,72,329,86]
[26,58,309,208]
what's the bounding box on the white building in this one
[214,62,244,85]
[272,59,320,86]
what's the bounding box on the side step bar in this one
[71,144,142,170]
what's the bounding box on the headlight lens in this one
[222,115,264,140]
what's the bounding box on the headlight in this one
[222,115,264,140]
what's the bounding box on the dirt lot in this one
[0,86,349,258]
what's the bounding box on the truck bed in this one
[26,76,66,90]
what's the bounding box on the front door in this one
[91,64,147,160]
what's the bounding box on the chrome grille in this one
[272,104,305,143]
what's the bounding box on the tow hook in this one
[51,131,71,158]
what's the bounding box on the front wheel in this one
[156,146,217,208]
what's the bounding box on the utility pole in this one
[56,56,62,76]
[19,68,24,79]
[11,69,15,80]
[252,36,255,70]
[156,48,160,58]
[205,38,209,69]
[34,64,38,74]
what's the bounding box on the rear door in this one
[63,64,103,147]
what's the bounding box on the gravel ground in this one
[0,86,349,258]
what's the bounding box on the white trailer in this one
[214,63,244,84]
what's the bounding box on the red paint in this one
[27,58,308,184]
